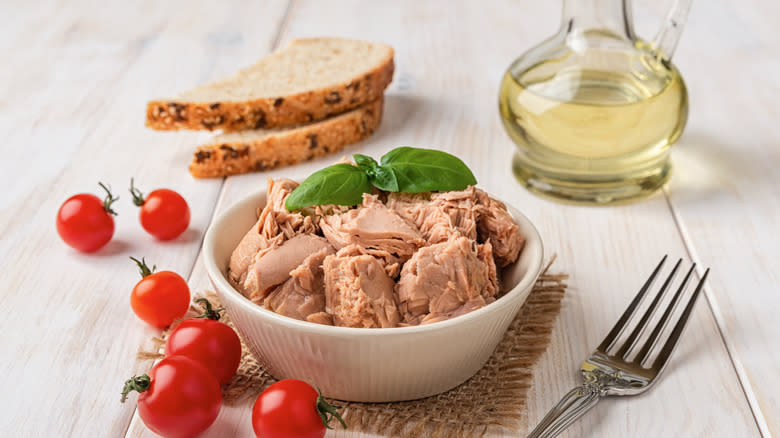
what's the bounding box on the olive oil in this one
[499,49,688,204]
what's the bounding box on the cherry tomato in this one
[251,379,346,438]
[56,183,118,252]
[130,257,190,328]
[121,355,222,438]
[130,178,190,241]
[165,298,242,385]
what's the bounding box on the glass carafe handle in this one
[652,0,693,61]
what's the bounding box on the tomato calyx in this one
[315,388,347,430]
[130,256,157,278]
[129,178,146,207]
[193,298,224,321]
[120,374,151,402]
[98,182,119,216]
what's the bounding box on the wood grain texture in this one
[0,0,288,436]
[0,0,774,437]
[129,1,762,437]
[662,3,780,433]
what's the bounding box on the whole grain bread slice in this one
[189,97,383,178]
[148,38,394,132]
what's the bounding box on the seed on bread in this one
[189,98,383,178]
[147,38,394,132]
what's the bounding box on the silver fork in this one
[527,256,710,438]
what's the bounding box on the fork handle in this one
[527,385,602,438]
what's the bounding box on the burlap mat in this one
[138,257,567,437]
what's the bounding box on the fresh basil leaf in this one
[285,164,371,211]
[380,147,477,193]
[353,153,399,191]
[353,154,378,174]
[371,165,400,192]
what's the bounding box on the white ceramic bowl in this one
[203,189,544,402]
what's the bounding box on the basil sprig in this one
[285,147,477,211]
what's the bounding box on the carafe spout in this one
[652,0,693,61]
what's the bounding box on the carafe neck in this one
[561,0,634,40]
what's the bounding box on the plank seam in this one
[121,2,297,436]
[663,188,771,438]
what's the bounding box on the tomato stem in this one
[316,388,347,430]
[120,374,151,402]
[193,298,225,321]
[130,256,156,278]
[129,178,145,207]
[98,182,119,216]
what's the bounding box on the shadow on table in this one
[370,93,427,144]
[669,131,761,207]
[91,239,133,257]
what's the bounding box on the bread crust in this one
[189,98,383,178]
[147,49,393,132]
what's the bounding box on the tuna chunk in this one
[244,234,332,299]
[396,236,498,325]
[228,221,273,288]
[430,188,480,240]
[228,178,318,292]
[263,246,335,325]
[473,189,525,267]
[326,244,401,279]
[323,248,401,328]
[320,194,424,266]
[390,186,524,267]
[386,191,478,244]
[257,178,319,240]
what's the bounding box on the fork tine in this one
[634,264,696,365]
[651,269,710,372]
[615,259,682,359]
[597,255,668,353]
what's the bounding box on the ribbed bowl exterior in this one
[205,190,543,402]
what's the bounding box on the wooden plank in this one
[662,1,780,433]
[126,1,759,437]
[0,0,289,436]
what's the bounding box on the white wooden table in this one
[1,0,777,436]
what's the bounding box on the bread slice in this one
[189,97,383,178]
[147,38,394,132]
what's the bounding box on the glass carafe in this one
[499,0,692,204]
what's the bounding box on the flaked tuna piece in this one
[396,236,498,325]
[263,246,335,325]
[229,178,318,293]
[244,234,332,299]
[328,244,402,279]
[473,189,524,267]
[477,241,499,298]
[228,220,273,288]
[324,248,401,328]
[386,191,477,244]
[384,192,430,225]
[393,186,524,267]
[320,194,424,265]
[430,188,479,240]
[257,178,319,240]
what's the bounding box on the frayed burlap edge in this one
[138,257,567,437]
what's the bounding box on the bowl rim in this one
[203,188,545,337]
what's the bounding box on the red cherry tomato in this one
[121,355,222,438]
[130,257,190,328]
[130,178,190,240]
[56,183,118,252]
[165,299,242,385]
[251,379,346,438]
